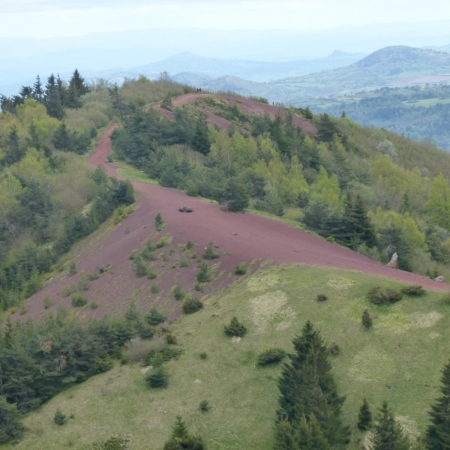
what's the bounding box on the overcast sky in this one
[0,0,449,39]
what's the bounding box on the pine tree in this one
[372,402,409,450]
[221,177,250,212]
[32,75,44,103]
[191,118,210,155]
[172,416,189,440]
[275,321,350,449]
[357,398,372,430]
[44,74,64,119]
[296,414,332,450]
[66,69,89,108]
[52,122,72,151]
[426,359,450,450]
[347,194,377,248]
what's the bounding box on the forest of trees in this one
[110,93,450,280]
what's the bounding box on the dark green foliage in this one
[330,343,340,356]
[368,286,403,305]
[173,283,185,301]
[372,402,409,450]
[400,285,425,296]
[185,240,197,250]
[202,242,219,260]
[345,194,377,249]
[317,113,339,142]
[182,297,204,314]
[54,408,67,425]
[196,263,211,283]
[275,321,350,449]
[165,333,177,345]
[163,416,205,450]
[93,353,114,374]
[316,294,328,302]
[357,398,372,430]
[234,263,247,275]
[0,397,24,444]
[224,317,247,338]
[220,177,250,212]
[151,283,159,294]
[68,261,77,275]
[65,69,90,109]
[191,117,211,155]
[132,255,148,278]
[145,307,166,325]
[257,348,285,366]
[161,93,174,111]
[426,359,450,450]
[155,213,165,231]
[145,366,169,388]
[147,271,157,280]
[199,400,210,413]
[91,436,130,450]
[199,352,207,360]
[362,309,373,329]
[71,293,88,307]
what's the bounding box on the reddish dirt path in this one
[155,93,317,135]
[90,127,448,293]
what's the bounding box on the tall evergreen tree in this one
[275,321,350,449]
[345,194,377,248]
[372,402,409,450]
[32,75,44,103]
[426,359,450,450]
[56,75,67,107]
[357,397,372,430]
[44,74,64,119]
[52,123,72,152]
[191,117,210,155]
[4,125,25,165]
[66,69,89,108]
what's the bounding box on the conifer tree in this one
[426,359,450,450]
[191,117,210,155]
[66,69,89,108]
[357,398,372,430]
[275,321,350,449]
[346,194,377,248]
[32,75,44,103]
[297,414,332,450]
[372,402,409,450]
[44,74,64,119]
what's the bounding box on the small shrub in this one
[145,307,166,325]
[194,282,204,292]
[91,436,130,449]
[146,240,156,252]
[185,240,197,250]
[400,285,425,296]
[199,352,207,360]
[224,317,247,337]
[362,309,373,329]
[179,259,189,268]
[132,256,148,278]
[145,366,169,389]
[71,293,88,307]
[326,236,335,243]
[19,306,28,315]
[89,300,99,310]
[77,275,91,291]
[129,250,137,260]
[151,283,159,294]
[317,294,328,302]
[368,286,403,305]
[156,233,172,248]
[155,213,166,232]
[173,283,185,301]
[68,262,77,276]
[87,272,100,281]
[330,343,340,355]
[182,297,204,314]
[124,339,151,363]
[196,262,211,283]
[203,242,220,260]
[199,400,210,413]
[190,253,198,259]
[147,271,157,280]
[43,295,53,309]
[141,248,157,261]
[165,333,177,345]
[54,409,67,426]
[61,283,77,297]
[93,353,114,374]
[234,263,247,275]
[257,348,285,366]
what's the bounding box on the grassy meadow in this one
[5,264,450,450]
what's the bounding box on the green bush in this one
[185,240,197,250]
[145,307,166,325]
[257,348,285,366]
[194,282,204,292]
[400,285,425,296]
[151,283,159,294]
[68,261,77,276]
[89,300,99,310]
[179,259,189,268]
[132,256,148,278]
[145,366,169,389]
[155,213,166,231]
[156,233,172,248]
[141,248,157,261]
[54,409,67,425]
[224,317,247,338]
[368,286,403,305]
[0,397,24,443]
[71,293,88,307]
[234,263,247,275]
[182,297,204,314]
[199,352,207,360]
[93,353,114,374]
[202,242,219,260]
[362,309,373,329]
[43,295,53,309]
[196,262,211,283]
[173,283,185,301]
[199,400,210,413]
[316,294,328,302]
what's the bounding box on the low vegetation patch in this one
[401,285,425,296]
[156,233,173,248]
[182,297,204,314]
[202,242,220,260]
[257,348,285,366]
[234,262,247,275]
[368,285,403,304]
[71,293,88,307]
[224,317,247,337]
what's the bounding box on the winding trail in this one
[88,126,449,293]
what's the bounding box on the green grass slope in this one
[7,264,450,450]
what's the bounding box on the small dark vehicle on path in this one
[179,206,193,212]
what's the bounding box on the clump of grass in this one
[194,282,204,292]
[147,271,157,280]
[71,293,88,307]
[156,234,172,248]
[43,295,53,309]
[203,242,220,260]
[151,283,159,294]
[89,300,99,310]
[173,283,185,301]
[185,240,197,250]
[197,262,211,283]
[155,213,166,232]
[179,259,189,268]
[234,263,247,275]
[68,262,77,276]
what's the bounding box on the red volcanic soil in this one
[21,126,449,322]
[155,93,317,135]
